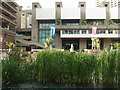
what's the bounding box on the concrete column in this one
[103,2,110,25]
[55,2,62,20]
[79,39,86,51]
[16,6,22,30]
[55,2,62,49]
[78,2,86,19]
[32,3,41,42]
[103,39,111,49]
[55,31,62,49]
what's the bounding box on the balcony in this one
[0,26,16,36]
[56,25,120,30]
[3,2,17,13]
[0,6,16,19]
[0,13,17,25]
[60,29,120,38]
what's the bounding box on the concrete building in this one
[30,1,120,51]
[0,0,18,50]
[16,8,44,51]
[15,1,120,51]
[96,0,120,7]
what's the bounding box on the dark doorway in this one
[62,39,79,50]
[87,39,92,49]
[100,39,104,49]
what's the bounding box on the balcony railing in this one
[60,30,120,38]
[0,13,17,25]
[0,6,16,19]
[3,2,17,12]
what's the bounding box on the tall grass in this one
[99,51,119,86]
[36,50,97,84]
[2,50,119,87]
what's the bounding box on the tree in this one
[6,42,14,52]
[44,37,53,49]
[113,43,120,49]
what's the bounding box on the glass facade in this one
[38,21,55,47]
[39,23,55,28]
[38,30,55,47]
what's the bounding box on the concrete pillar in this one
[103,2,110,25]
[103,39,111,49]
[32,3,41,42]
[55,2,62,20]
[79,39,86,51]
[78,2,86,19]
[16,6,22,30]
[55,2,62,49]
[55,31,62,49]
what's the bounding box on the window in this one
[98,30,106,34]
[22,14,25,16]
[73,30,79,34]
[108,30,113,34]
[69,30,73,34]
[34,5,37,8]
[38,30,55,47]
[81,4,84,7]
[105,4,108,7]
[82,30,87,34]
[57,4,60,7]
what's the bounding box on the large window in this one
[38,30,55,47]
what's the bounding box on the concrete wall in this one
[61,8,80,19]
[36,8,55,20]
[21,11,27,28]
[16,6,22,29]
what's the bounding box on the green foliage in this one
[2,50,119,86]
[44,37,53,49]
[80,19,87,25]
[36,50,97,84]
[113,43,120,49]
[108,20,116,25]
[98,51,119,86]
[56,18,61,25]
